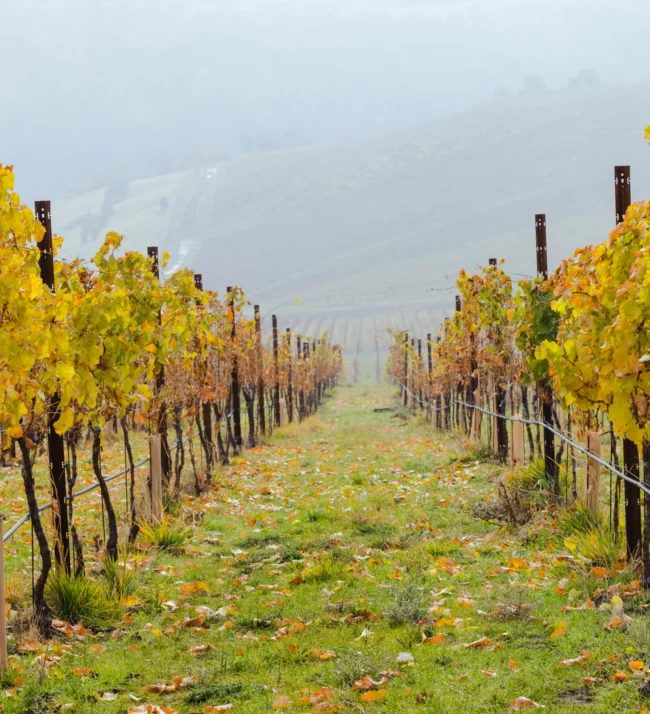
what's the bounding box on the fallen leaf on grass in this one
[183,614,207,629]
[356,628,374,640]
[296,688,335,705]
[180,582,209,597]
[482,669,497,677]
[630,660,645,671]
[51,620,94,638]
[360,689,388,703]
[308,648,336,660]
[510,697,541,710]
[189,644,214,655]
[128,706,178,714]
[72,667,92,678]
[422,632,445,644]
[509,558,529,571]
[354,676,386,691]
[549,621,567,639]
[559,651,592,667]
[122,595,143,609]
[204,706,234,712]
[272,696,293,708]
[144,675,198,693]
[31,654,61,669]
[590,567,610,579]
[462,637,492,648]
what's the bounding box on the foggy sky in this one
[5,0,650,203]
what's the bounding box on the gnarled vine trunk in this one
[173,406,185,497]
[17,437,53,635]
[91,427,118,562]
[121,417,139,544]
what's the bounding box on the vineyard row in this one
[388,125,650,584]
[0,165,343,637]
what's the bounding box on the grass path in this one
[9,385,650,713]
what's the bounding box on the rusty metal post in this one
[615,166,642,558]
[417,339,423,409]
[286,328,294,423]
[534,218,558,495]
[403,331,409,407]
[227,287,243,451]
[35,201,70,573]
[194,274,213,470]
[297,336,305,420]
[272,315,281,426]
[254,306,266,437]
[303,342,311,414]
[147,246,171,487]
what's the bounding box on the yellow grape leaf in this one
[564,537,577,553]
[54,408,74,436]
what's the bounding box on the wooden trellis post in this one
[585,431,602,515]
[512,417,524,465]
[35,201,70,573]
[149,435,163,523]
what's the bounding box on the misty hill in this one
[55,83,650,365]
[8,0,650,202]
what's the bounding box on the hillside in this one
[55,84,650,362]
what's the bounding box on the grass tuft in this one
[297,553,349,584]
[385,581,427,627]
[103,556,138,599]
[45,569,122,630]
[139,516,193,551]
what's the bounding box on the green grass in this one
[4,385,649,713]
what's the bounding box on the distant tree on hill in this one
[568,69,600,88]
[493,86,511,101]
[523,75,547,92]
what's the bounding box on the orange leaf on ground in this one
[272,695,293,708]
[510,697,540,710]
[462,637,492,648]
[360,690,388,703]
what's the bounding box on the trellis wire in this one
[397,381,650,498]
